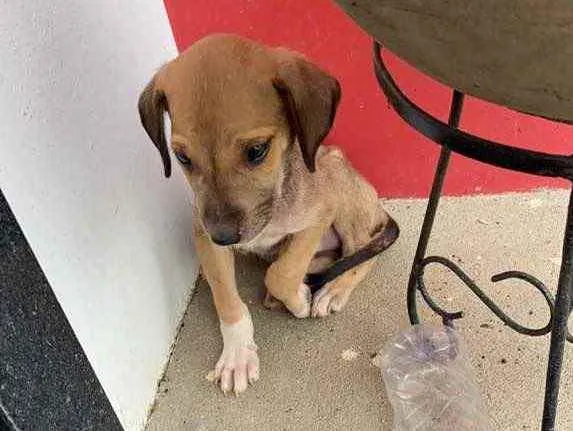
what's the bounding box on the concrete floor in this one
[146,190,572,431]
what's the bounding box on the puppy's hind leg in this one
[310,207,397,318]
[311,259,376,318]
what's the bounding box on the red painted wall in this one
[163,0,571,198]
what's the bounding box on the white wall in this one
[0,2,197,429]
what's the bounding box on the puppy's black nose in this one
[210,228,241,246]
[203,203,243,246]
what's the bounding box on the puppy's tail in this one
[304,218,400,293]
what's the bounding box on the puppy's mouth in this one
[205,215,271,247]
[236,199,274,244]
[203,196,274,247]
[238,224,269,245]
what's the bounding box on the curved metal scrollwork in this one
[413,255,572,342]
[373,38,573,430]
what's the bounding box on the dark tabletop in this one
[335,0,573,124]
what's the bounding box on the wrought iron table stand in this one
[373,42,573,431]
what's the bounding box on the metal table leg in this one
[372,40,573,429]
[542,190,573,430]
[407,91,463,325]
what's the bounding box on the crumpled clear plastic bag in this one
[372,325,493,431]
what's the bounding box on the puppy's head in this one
[138,34,340,246]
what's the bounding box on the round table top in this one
[335,0,573,124]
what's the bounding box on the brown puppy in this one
[138,34,396,395]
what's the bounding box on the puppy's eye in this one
[175,152,192,167]
[246,140,271,166]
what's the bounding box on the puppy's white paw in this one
[288,283,311,318]
[311,286,350,318]
[213,344,259,395]
[210,308,259,395]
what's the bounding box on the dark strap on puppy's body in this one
[304,218,400,293]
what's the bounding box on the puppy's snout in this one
[209,225,241,246]
[203,205,242,246]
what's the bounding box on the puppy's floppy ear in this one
[138,78,171,178]
[272,52,341,172]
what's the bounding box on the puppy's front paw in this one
[212,343,259,395]
[288,283,312,318]
[209,309,259,395]
[269,282,311,318]
[265,266,312,318]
